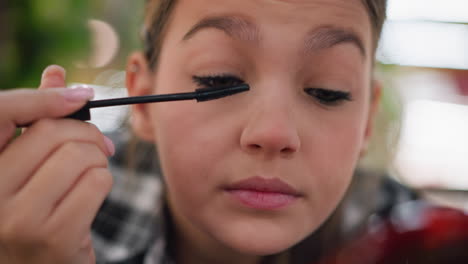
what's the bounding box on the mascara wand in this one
[67,84,250,121]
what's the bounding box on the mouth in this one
[223,176,302,210]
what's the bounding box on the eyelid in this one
[304,87,353,106]
[192,69,245,79]
[193,73,241,78]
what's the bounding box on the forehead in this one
[169,0,372,49]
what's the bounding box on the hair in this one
[142,0,387,69]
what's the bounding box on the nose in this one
[240,98,301,158]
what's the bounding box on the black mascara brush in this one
[67,84,249,121]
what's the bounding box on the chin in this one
[234,240,294,256]
[212,222,308,256]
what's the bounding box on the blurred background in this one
[376,0,468,210]
[1,0,468,208]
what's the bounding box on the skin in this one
[0,66,114,264]
[128,0,381,263]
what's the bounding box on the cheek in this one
[300,107,368,215]
[315,127,360,199]
[149,101,234,201]
[317,115,365,167]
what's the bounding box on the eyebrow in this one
[182,15,260,42]
[304,25,366,58]
[182,15,366,58]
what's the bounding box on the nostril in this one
[241,127,301,155]
[280,147,295,154]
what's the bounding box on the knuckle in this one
[39,229,69,256]
[83,123,102,140]
[0,219,17,242]
[0,211,19,242]
[0,208,70,256]
[84,168,113,194]
[60,141,85,160]
[59,142,108,168]
[27,229,49,247]
[0,216,42,246]
[93,149,109,167]
[87,123,106,140]
[87,144,109,167]
[0,207,25,241]
[44,235,66,253]
[39,228,69,256]
[84,122,99,132]
[81,123,108,153]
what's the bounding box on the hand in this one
[0,65,115,264]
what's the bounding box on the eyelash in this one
[304,88,352,106]
[192,75,351,106]
[192,74,246,89]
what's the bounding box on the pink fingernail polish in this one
[63,87,95,102]
[104,136,115,156]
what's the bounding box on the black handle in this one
[65,104,91,121]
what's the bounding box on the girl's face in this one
[129,0,379,258]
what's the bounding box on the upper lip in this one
[224,176,302,196]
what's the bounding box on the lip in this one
[224,176,302,210]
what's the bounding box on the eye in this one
[304,88,352,106]
[192,74,246,89]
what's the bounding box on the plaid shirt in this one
[91,130,417,264]
[91,130,173,264]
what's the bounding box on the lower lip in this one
[227,190,298,210]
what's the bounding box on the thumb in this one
[21,65,68,133]
[39,65,67,90]
[0,87,94,127]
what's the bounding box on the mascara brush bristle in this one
[195,84,250,102]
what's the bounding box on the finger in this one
[69,247,95,264]
[80,233,93,250]
[21,65,67,134]
[0,87,94,127]
[72,239,96,264]
[0,119,114,197]
[47,168,112,254]
[88,245,97,264]
[0,121,16,152]
[39,65,66,90]
[65,234,95,264]
[16,142,108,221]
[75,237,96,264]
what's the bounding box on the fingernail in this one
[42,65,66,80]
[63,86,94,102]
[68,84,89,89]
[103,136,115,156]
